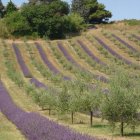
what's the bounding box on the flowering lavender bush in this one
[35,42,70,80]
[12,43,32,78]
[94,36,132,65]
[0,81,103,140]
[77,40,106,66]
[112,34,137,52]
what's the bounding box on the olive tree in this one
[101,70,140,136]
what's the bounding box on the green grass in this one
[0,112,25,140]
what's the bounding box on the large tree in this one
[71,0,112,23]
[0,0,4,18]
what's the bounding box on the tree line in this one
[0,0,112,39]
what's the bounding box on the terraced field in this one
[0,27,140,140]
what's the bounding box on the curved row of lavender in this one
[77,40,106,66]
[112,34,137,52]
[35,42,70,80]
[132,34,140,41]
[30,78,48,89]
[0,81,104,140]
[57,42,82,67]
[12,43,32,78]
[57,42,108,83]
[12,43,48,89]
[94,36,133,65]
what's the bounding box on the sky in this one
[1,0,140,21]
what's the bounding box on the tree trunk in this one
[71,112,74,124]
[121,121,124,136]
[90,111,93,127]
[49,108,51,116]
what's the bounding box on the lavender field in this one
[0,26,140,140]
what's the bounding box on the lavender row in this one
[35,42,60,74]
[12,43,49,89]
[57,42,81,67]
[77,40,106,66]
[12,43,32,78]
[57,42,108,83]
[132,34,140,41]
[35,42,70,80]
[0,81,103,140]
[94,36,132,65]
[30,78,48,89]
[112,34,137,52]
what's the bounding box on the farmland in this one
[0,23,140,140]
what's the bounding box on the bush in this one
[4,11,31,36]
[0,20,9,38]
[64,13,86,33]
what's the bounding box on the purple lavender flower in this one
[12,43,32,78]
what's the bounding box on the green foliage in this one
[101,69,140,136]
[0,20,9,38]
[4,11,30,36]
[29,0,56,5]
[64,13,86,33]
[37,88,58,112]
[5,0,17,15]
[71,0,112,23]
[124,19,140,26]
[21,1,69,39]
[1,0,85,39]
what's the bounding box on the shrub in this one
[4,11,31,37]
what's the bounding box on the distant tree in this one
[5,0,17,15]
[71,0,112,23]
[0,0,4,18]
[28,0,56,5]
[101,70,140,136]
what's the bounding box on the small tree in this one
[68,81,86,124]
[5,0,17,15]
[80,85,102,126]
[39,88,58,115]
[101,70,140,136]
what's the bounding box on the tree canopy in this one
[5,0,17,15]
[71,0,112,23]
[101,70,140,136]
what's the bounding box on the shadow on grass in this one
[91,124,109,128]
[124,133,140,137]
